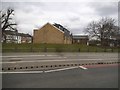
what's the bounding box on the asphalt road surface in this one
[2,52,118,62]
[2,64,119,88]
[2,52,118,71]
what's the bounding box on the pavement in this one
[2,64,119,88]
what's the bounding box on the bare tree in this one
[85,17,118,46]
[0,8,17,42]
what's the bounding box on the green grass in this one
[2,43,119,52]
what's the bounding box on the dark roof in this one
[110,34,120,40]
[4,30,32,37]
[73,35,88,39]
[18,33,32,37]
[53,23,71,37]
[4,30,18,35]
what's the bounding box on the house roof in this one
[73,35,88,39]
[4,30,32,37]
[38,23,64,33]
[37,22,72,37]
[18,33,32,37]
[53,23,71,37]
[110,34,120,40]
[50,23,65,33]
[4,30,17,35]
[53,23,70,33]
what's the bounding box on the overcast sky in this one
[1,0,119,35]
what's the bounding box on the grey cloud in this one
[89,2,118,17]
[1,1,118,35]
[69,17,80,22]
[1,2,15,10]
[1,2,45,11]
[70,27,84,34]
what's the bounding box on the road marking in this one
[1,62,16,64]
[79,66,88,70]
[45,66,79,73]
[2,64,118,74]
[1,67,79,74]
[1,59,102,64]
[1,71,43,74]
[1,55,46,57]
[8,56,67,60]
[1,59,117,64]
[10,58,23,60]
[1,55,60,57]
[2,54,118,58]
[46,55,58,56]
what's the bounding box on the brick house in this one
[19,33,32,43]
[33,23,72,44]
[109,35,120,47]
[2,30,32,43]
[2,30,18,43]
[72,35,89,45]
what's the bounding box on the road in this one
[1,52,119,88]
[2,52,119,71]
[2,64,119,88]
[2,52,118,61]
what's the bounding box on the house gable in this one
[33,23,65,44]
[33,22,72,44]
[38,23,64,33]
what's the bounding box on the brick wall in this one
[33,23,68,44]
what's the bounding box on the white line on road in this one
[46,55,59,56]
[79,66,88,70]
[1,55,46,57]
[1,59,102,63]
[10,58,23,60]
[1,66,79,74]
[45,66,79,73]
[2,54,118,58]
[1,55,60,57]
[1,62,16,64]
[1,71,43,74]
[1,58,117,64]
[8,56,67,60]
